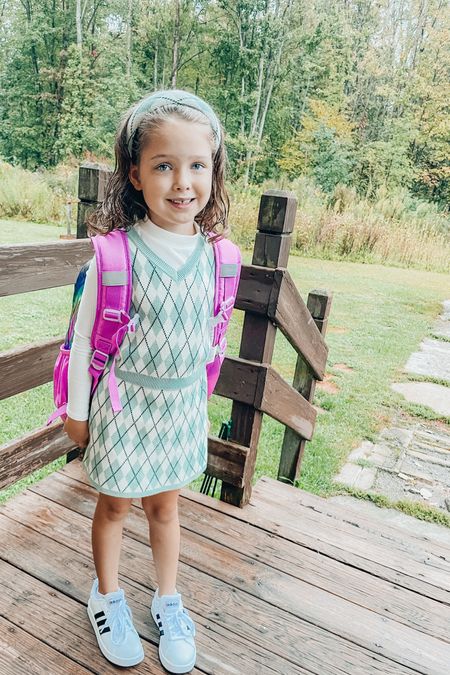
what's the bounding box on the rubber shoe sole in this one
[151,604,196,674]
[87,602,144,667]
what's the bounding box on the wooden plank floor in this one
[1,462,450,675]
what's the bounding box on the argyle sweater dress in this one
[83,227,215,498]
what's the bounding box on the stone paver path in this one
[405,337,450,383]
[391,381,450,417]
[334,299,450,513]
[432,299,450,339]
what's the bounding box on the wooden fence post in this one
[77,162,112,238]
[220,189,297,507]
[277,289,332,484]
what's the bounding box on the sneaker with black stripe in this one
[151,588,196,673]
[87,578,144,667]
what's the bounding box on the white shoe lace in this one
[165,609,196,640]
[108,598,134,645]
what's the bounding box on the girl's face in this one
[129,117,214,234]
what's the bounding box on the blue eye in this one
[192,162,205,170]
[156,163,171,171]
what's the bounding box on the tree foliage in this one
[0,0,448,205]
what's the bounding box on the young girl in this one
[63,90,237,673]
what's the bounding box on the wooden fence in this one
[0,163,332,507]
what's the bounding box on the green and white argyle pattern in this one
[83,229,215,498]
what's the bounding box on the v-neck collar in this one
[128,226,205,281]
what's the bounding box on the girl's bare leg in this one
[92,492,133,594]
[142,489,181,596]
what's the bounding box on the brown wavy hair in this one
[88,98,230,242]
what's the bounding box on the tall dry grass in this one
[229,178,450,273]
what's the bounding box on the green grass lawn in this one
[0,218,67,243]
[1,219,449,503]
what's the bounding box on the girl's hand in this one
[64,416,90,449]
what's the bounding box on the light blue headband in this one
[126,89,221,157]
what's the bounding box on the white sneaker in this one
[151,588,196,673]
[87,578,144,667]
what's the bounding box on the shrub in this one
[0,161,77,223]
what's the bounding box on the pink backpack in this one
[47,229,241,425]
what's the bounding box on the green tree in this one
[279,99,354,192]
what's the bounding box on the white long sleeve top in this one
[67,217,201,421]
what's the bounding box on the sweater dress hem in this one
[83,460,207,499]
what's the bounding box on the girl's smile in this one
[129,118,213,235]
[168,197,196,208]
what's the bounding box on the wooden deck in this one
[1,462,449,675]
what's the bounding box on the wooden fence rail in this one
[0,262,327,397]
[0,240,91,295]
[0,166,332,506]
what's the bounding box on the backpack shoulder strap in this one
[89,229,132,377]
[213,236,241,300]
[211,237,241,346]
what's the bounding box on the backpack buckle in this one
[103,308,124,323]
[219,297,234,321]
[210,297,235,328]
[90,349,109,370]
